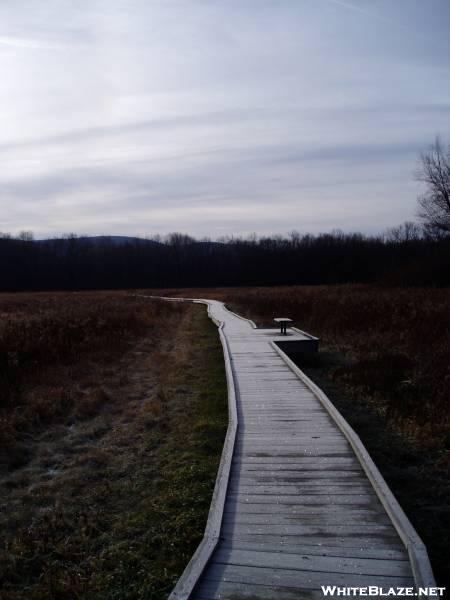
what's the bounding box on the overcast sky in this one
[0,0,449,239]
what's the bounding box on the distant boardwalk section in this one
[163,299,435,600]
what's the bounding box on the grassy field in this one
[3,285,449,591]
[0,293,227,599]
[155,285,450,587]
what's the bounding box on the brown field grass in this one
[0,292,177,467]
[0,293,227,598]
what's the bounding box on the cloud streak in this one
[324,0,382,20]
[0,35,63,50]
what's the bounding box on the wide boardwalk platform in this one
[168,300,434,599]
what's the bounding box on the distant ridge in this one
[35,235,161,246]
[33,235,225,248]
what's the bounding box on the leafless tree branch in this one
[415,137,450,236]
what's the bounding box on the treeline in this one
[0,225,449,291]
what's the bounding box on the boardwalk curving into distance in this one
[164,299,435,600]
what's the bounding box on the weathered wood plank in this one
[234,442,351,451]
[223,504,385,516]
[195,580,322,600]
[222,512,392,526]
[238,415,335,420]
[212,548,411,577]
[237,412,328,417]
[220,523,400,538]
[227,491,380,502]
[239,424,339,430]
[234,435,348,441]
[223,516,393,529]
[232,460,362,470]
[227,484,374,495]
[221,532,405,550]
[220,540,408,560]
[233,453,355,461]
[201,564,414,590]
[228,471,366,482]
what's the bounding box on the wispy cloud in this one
[323,0,448,44]
[0,108,260,153]
[324,0,378,18]
[0,35,62,50]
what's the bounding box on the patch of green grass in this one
[95,307,228,599]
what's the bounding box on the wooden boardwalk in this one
[167,299,435,599]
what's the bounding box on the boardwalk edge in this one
[270,341,436,592]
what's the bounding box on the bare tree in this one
[385,221,422,244]
[18,230,34,241]
[415,137,450,237]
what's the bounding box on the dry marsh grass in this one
[0,293,228,598]
[0,292,178,466]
